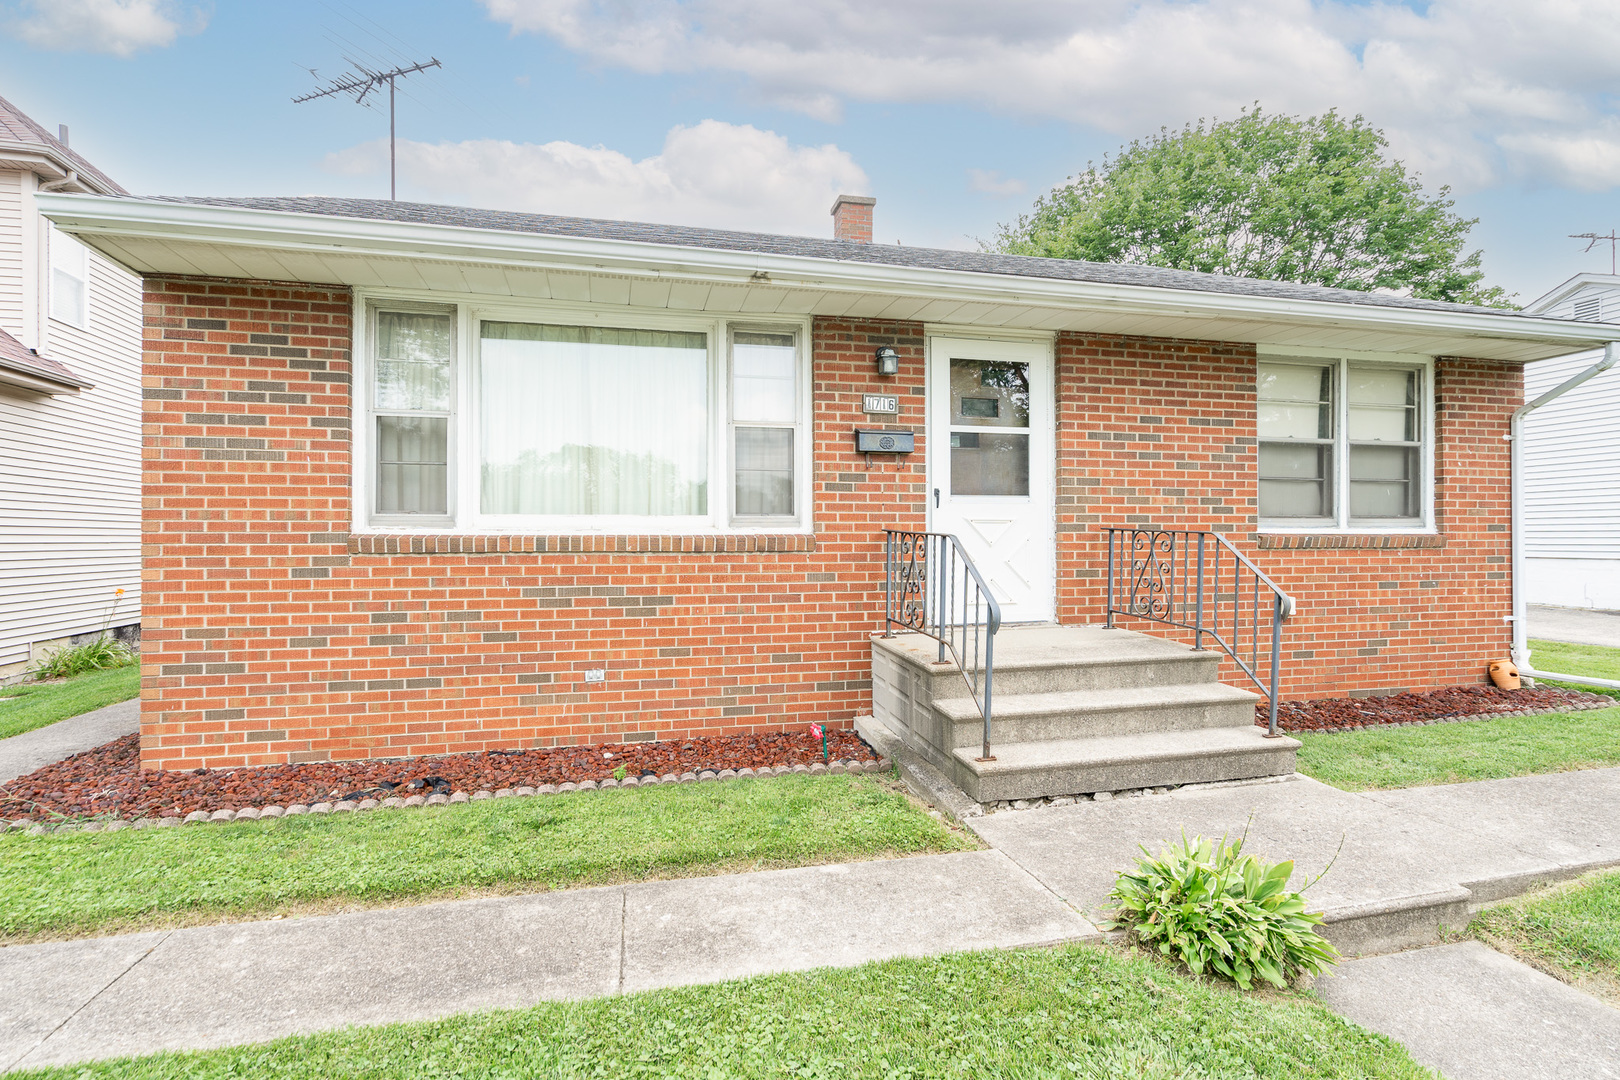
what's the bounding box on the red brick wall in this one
[141,277,927,770]
[142,277,1519,769]
[1051,335,1518,700]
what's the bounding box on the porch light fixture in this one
[874,346,900,375]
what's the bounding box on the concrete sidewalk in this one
[972,769,1620,953]
[5,766,1620,1070]
[1319,942,1620,1080]
[0,698,138,785]
[1,850,1093,1070]
[1528,604,1620,648]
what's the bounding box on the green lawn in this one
[1528,638,1620,700]
[1296,638,1620,791]
[1295,704,1620,790]
[10,943,1430,1080]
[0,664,140,740]
[0,773,971,943]
[1472,867,1620,1006]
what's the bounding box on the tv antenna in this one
[1570,231,1620,276]
[294,57,442,200]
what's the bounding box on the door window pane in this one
[951,432,1029,496]
[479,322,708,516]
[1350,445,1419,519]
[735,427,793,516]
[951,359,1029,428]
[376,416,447,514]
[732,332,796,422]
[376,312,453,410]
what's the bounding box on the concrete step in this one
[933,682,1260,748]
[874,625,1218,697]
[950,726,1300,803]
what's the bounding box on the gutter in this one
[1509,341,1620,689]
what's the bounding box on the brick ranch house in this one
[36,192,1620,777]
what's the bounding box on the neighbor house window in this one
[1258,358,1428,529]
[364,303,807,531]
[49,227,88,328]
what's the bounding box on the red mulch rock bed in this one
[1260,683,1617,733]
[0,729,880,824]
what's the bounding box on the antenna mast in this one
[1570,231,1620,276]
[294,57,442,200]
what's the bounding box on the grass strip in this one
[1527,638,1620,700]
[1471,867,1620,1006]
[0,773,971,943]
[1295,703,1620,790]
[10,943,1430,1079]
[0,665,140,741]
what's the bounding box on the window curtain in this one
[480,322,709,516]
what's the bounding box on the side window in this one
[372,308,454,517]
[49,228,89,328]
[730,329,800,522]
[1258,357,1427,530]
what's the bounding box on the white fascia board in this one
[38,193,1620,357]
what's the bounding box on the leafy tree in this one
[992,107,1511,307]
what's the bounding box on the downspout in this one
[38,170,80,193]
[1509,340,1620,689]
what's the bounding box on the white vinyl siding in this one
[0,171,142,668]
[1522,342,1620,562]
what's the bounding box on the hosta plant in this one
[1107,833,1339,990]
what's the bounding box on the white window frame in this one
[1257,348,1436,535]
[48,226,89,329]
[352,291,813,535]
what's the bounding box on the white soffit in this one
[39,195,1620,364]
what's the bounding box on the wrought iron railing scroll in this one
[883,530,1002,761]
[1104,527,1296,736]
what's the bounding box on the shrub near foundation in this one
[1107,834,1339,990]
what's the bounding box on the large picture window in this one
[1258,357,1428,530]
[363,302,807,531]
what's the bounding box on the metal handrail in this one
[1104,527,1296,736]
[883,529,1002,760]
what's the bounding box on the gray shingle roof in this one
[0,95,125,195]
[144,194,1523,319]
[0,328,92,390]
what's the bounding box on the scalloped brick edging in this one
[4,758,894,835]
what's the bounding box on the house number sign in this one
[862,393,900,415]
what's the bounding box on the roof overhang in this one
[38,194,1620,364]
[0,144,117,194]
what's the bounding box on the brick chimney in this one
[831,194,875,243]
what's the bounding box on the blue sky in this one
[2,0,1616,303]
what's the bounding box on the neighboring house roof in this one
[1525,273,1620,318]
[0,327,92,393]
[0,94,125,196]
[148,195,1538,320]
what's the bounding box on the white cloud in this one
[480,0,1620,192]
[8,0,206,56]
[324,120,869,236]
[967,169,1026,197]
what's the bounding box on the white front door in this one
[928,335,1056,624]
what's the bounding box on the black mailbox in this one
[854,429,915,454]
